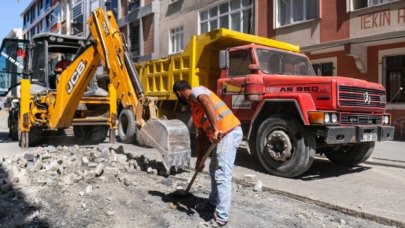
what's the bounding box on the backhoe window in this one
[256,48,315,76]
[0,39,28,95]
[31,41,46,85]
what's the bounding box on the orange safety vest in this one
[190,90,240,140]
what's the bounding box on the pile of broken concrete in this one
[0,145,162,192]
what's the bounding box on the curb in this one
[233,178,405,228]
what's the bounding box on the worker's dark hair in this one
[173,80,191,93]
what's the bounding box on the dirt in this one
[0,110,393,227]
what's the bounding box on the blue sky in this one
[0,0,30,43]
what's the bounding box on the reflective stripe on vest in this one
[191,90,240,139]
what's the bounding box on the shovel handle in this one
[185,143,217,193]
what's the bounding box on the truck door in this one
[217,48,255,121]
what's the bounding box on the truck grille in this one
[340,113,382,125]
[338,85,386,108]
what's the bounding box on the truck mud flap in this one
[138,119,191,172]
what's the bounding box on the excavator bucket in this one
[138,119,191,172]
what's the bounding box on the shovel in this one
[173,143,217,196]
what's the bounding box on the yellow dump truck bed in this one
[136,28,300,101]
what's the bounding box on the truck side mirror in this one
[219,50,229,70]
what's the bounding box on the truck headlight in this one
[324,113,330,123]
[308,111,339,125]
[331,113,338,123]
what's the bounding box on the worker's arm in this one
[196,128,207,172]
[197,94,222,142]
[54,62,63,74]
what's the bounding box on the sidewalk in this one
[367,141,405,168]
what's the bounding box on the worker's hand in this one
[195,158,205,172]
[54,68,62,73]
[211,130,223,144]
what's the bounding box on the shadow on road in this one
[0,132,14,144]
[0,165,50,227]
[298,158,370,180]
[148,190,214,221]
[233,148,370,180]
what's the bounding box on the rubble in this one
[254,180,263,192]
[0,144,166,193]
[243,174,256,183]
[0,143,393,228]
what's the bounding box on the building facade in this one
[21,0,106,39]
[158,0,254,57]
[110,0,160,62]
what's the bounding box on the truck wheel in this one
[323,142,375,166]
[256,117,315,177]
[73,125,108,144]
[118,109,137,143]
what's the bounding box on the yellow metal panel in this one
[109,83,117,128]
[19,79,31,132]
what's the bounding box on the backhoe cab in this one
[4,8,190,172]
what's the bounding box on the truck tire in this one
[256,116,315,177]
[323,142,375,166]
[73,125,108,144]
[118,109,137,143]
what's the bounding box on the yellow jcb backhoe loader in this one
[5,8,190,172]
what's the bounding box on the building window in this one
[129,0,140,12]
[349,0,395,10]
[130,24,140,57]
[72,2,83,35]
[199,0,253,34]
[170,26,184,54]
[312,62,334,76]
[276,0,319,27]
[383,55,405,103]
[105,0,119,19]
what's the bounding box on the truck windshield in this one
[256,48,315,76]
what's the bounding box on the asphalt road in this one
[0,110,404,226]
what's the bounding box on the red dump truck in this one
[134,28,394,177]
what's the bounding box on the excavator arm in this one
[50,8,140,128]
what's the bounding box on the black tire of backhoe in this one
[118,109,137,144]
[9,109,19,140]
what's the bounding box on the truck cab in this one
[217,43,394,177]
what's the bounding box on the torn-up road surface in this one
[0,144,390,228]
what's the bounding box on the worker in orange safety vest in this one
[173,80,243,227]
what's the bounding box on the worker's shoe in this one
[197,219,227,227]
